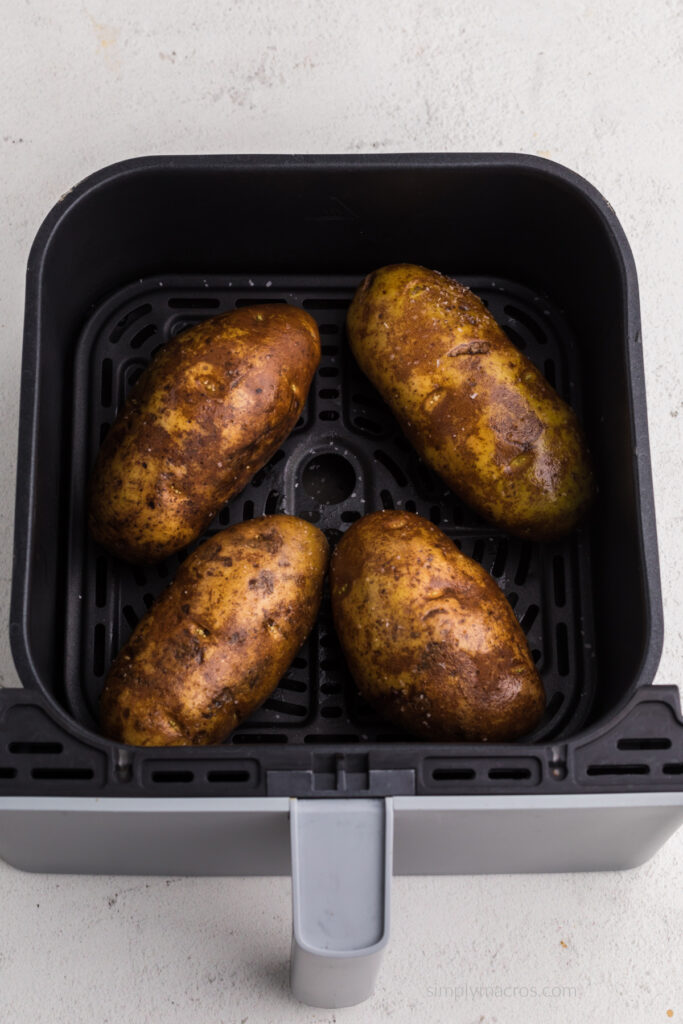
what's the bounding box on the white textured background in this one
[1,1,682,1021]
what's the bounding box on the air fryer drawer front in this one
[2,791,682,1008]
[2,794,683,876]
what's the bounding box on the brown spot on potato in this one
[190,621,211,638]
[248,570,275,594]
[422,606,450,621]
[423,388,447,413]
[447,340,491,356]
[254,530,283,553]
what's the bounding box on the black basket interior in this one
[65,274,596,747]
[8,156,676,797]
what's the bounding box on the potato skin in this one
[89,305,320,563]
[100,515,328,746]
[330,511,545,742]
[347,264,593,540]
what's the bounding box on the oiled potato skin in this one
[89,305,320,563]
[330,511,545,742]
[347,264,593,540]
[100,516,329,746]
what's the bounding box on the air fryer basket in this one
[6,154,682,799]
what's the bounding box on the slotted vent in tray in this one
[64,274,597,747]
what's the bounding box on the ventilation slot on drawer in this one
[31,767,94,780]
[432,768,476,781]
[488,768,532,780]
[151,770,194,783]
[207,770,251,783]
[9,741,63,754]
[616,738,671,750]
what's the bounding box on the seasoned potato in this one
[100,515,328,746]
[330,510,545,742]
[347,264,593,540]
[89,305,320,563]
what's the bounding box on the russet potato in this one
[330,510,545,742]
[347,264,593,540]
[89,305,320,563]
[100,515,328,746]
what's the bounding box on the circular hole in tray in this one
[301,453,356,505]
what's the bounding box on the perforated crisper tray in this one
[65,274,596,749]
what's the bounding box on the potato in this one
[330,510,545,742]
[100,515,328,746]
[89,305,320,563]
[347,264,593,540]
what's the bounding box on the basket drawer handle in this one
[289,796,393,1008]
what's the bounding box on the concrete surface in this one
[1,0,682,1021]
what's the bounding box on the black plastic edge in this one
[0,686,680,797]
